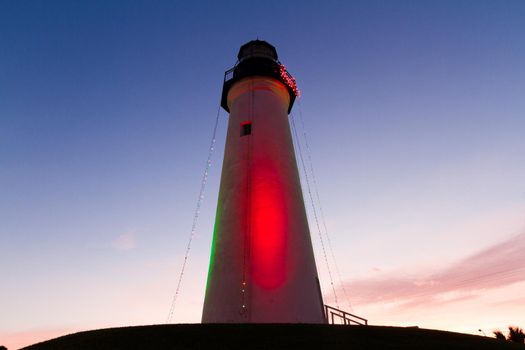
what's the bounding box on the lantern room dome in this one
[237,40,278,62]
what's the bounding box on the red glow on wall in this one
[250,159,288,290]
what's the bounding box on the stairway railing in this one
[324,304,368,325]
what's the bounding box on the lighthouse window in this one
[241,122,252,136]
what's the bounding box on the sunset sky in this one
[1,1,525,349]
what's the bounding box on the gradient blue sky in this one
[1,1,525,348]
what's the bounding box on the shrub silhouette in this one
[494,330,506,340]
[507,326,525,344]
[493,326,525,343]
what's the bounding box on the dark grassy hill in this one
[22,324,523,350]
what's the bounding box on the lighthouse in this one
[202,40,325,323]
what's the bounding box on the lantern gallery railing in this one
[223,63,298,94]
[324,304,368,326]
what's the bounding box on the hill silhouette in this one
[21,324,524,350]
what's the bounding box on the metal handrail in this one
[324,304,368,326]
[224,66,235,82]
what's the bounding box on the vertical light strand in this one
[291,113,327,300]
[297,100,353,312]
[291,112,339,309]
[240,78,255,317]
[166,105,222,323]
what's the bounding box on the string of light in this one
[166,105,221,323]
[290,119,327,301]
[240,80,256,316]
[297,100,354,312]
[291,112,339,309]
[279,63,300,97]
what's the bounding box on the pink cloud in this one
[112,232,136,251]
[342,232,525,308]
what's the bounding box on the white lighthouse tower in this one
[202,40,325,323]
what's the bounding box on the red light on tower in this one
[202,40,325,323]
